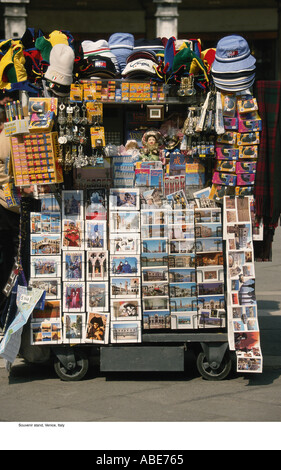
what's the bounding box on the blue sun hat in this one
[212,35,256,73]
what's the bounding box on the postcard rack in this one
[2,79,262,381]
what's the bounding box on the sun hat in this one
[121,58,157,78]
[81,39,120,74]
[44,43,75,86]
[213,72,256,87]
[211,35,256,73]
[213,77,256,93]
[108,33,134,72]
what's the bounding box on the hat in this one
[81,55,117,78]
[108,33,134,72]
[44,43,75,86]
[172,46,209,82]
[127,50,158,64]
[81,39,120,74]
[211,35,256,73]
[134,38,165,55]
[213,77,256,93]
[121,58,157,79]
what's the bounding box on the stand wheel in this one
[54,350,89,381]
[196,350,232,381]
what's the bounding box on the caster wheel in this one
[196,350,232,381]
[54,350,89,381]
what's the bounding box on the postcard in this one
[30,233,61,256]
[171,312,198,330]
[142,282,169,297]
[109,188,140,211]
[168,226,195,240]
[40,194,60,212]
[62,219,84,250]
[110,211,140,233]
[85,188,107,220]
[28,277,61,299]
[62,190,83,219]
[140,188,163,208]
[169,268,196,283]
[86,251,108,281]
[169,239,196,254]
[196,252,224,267]
[142,266,169,283]
[86,281,109,311]
[110,320,142,343]
[166,190,187,209]
[62,251,85,281]
[30,256,61,278]
[197,295,225,310]
[141,224,168,239]
[85,312,110,344]
[141,209,167,226]
[32,299,61,320]
[143,296,169,312]
[110,277,140,298]
[63,282,85,312]
[195,237,223,253]
[167,209,194,225]
[170,297,197,312]
[168,253,196,268]
[143,310,171,330]
[193,187,217,208]
[169,282,196,298]
[197,281,224,296]
[110,233,140,254]
[195,223,222,238]
[237,356,263,373]
[234,331,261,356]
[31,320,62,345]
[198,309,226,328]
[194,208,222,224]
[111,298,141,321]
[141,252,169,267]
[30,212,61,234]
[197,267,224,283]
[141,238,168,254]
[226,223,252,251]
[85,220,107,250]
[110,255,140,277]
[63,313,86,343]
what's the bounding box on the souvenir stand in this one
[0,31,264,380]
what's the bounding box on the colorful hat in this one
[108,33,134,72]
[44,43,75,86]
[81,39,119,74]
[212,35,256,73]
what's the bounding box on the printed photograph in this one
[63,282,85,312]
[143,296,169,311]
[170,297,197,312]
[110,211,140,232]
[142,266,169,283]
[62,190,83,219]
[169,282,196,297]
[110,233,140,254]
[63,313,85,343]
[30,256,61,278]
[62,219,84,250]
[40,194,60,212]
[110,277,140,298]
[141,238,168,254]
[197,281,224,296]
[28,278,61,299]
[110,320,142,343]
[141,252,169,267]
[141,209,167,226]
[87,281,108,311]
[197,295,225,310]
[168,253,195,269]
[62,251,84,281]
[195,237,223,253]
[142,282,169,297]
[143,310,171,330]
[169,239,196,254]
[168,225,195,240]
[111,299,141,321]
[85,188,107,220]
[198,309,226,328]
[30,234,61,255]
[167,209,194,225]
[171,312,198,330]
[32,299,61,320]
[195,223,222,238]
[109,188,139,210]
[85,220,107,250]
[110,256,140,276]
[85,312,110,344]
[31,320,62,344]
[169,268,196,283]
[87,251,108,281]
[141,224,168,239]
[194,208,221,224]
[196,252,224,267]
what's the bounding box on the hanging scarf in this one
[254,80,281,226]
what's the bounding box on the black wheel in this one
[54,350,89,381]
[196,350,232,381]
